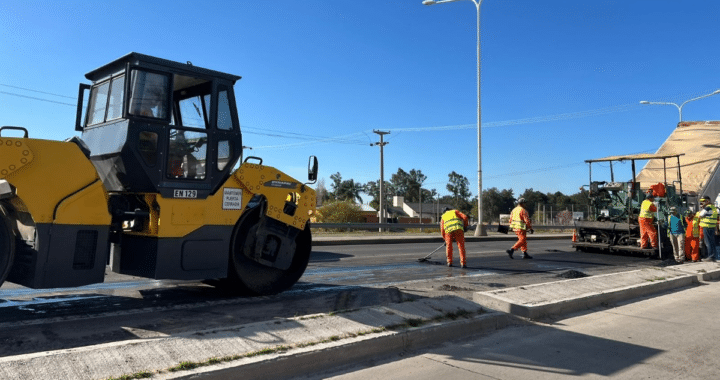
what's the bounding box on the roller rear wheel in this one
[227,208,311,296]
[0,209,15,287]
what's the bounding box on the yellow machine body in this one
[0,53,318,295]
[123,163,316,239]
[0,137,110,225]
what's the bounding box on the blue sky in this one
[1,0,719,202]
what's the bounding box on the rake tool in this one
[417,243,446,262]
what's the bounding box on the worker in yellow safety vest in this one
[506,198,533,259]
[699,196,720,262]
[638,192,657,249]
[440,207,469,268]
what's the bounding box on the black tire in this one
[0,210,16,288]
[227,208,312,296]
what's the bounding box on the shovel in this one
[417,243,446,262]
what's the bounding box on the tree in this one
[329,172,343,199]
[569,188,590,208]
[336,179,364,204]
[315,178,330,204]
[475,187,515,223]
[364,180,380,210]
[389,168,427,202]
[328,172,364,204]
[315,201,364,224]
[364,180,391,210]
[447,171,472,213]
[519,188,549,221]
[548,191,572,211]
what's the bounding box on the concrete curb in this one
[160,311,520,380]
[0,296,499,380]
[473,268,698,320]
[666,261,720,282]
[313,233,571,246]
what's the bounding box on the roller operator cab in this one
[0,53,318,295]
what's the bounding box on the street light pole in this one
[372,130,390,232]
[640,89,720,122]
[423,0,486,236]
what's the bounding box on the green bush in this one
[316,201,364,223]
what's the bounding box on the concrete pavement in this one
[312,267,720,380]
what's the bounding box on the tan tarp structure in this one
[635,121,720,197]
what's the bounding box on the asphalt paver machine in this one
[572,153,690,258]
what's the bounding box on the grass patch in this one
[169,362,198,372]
[105,372,153,380]
[299,314,325,320]
[166,345,292,374]
[646,277,667,282]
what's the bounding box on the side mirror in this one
[308,156,318,183]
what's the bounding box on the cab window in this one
[177,95,209,129]
[217,88,233,130]
[87,82,109,125]
[86,75,125,126]
[128,70,170,119]
[167,129,207,180]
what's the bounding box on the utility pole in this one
[372,130,390,232]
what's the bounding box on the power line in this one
[0,91,76,107]
[0,83,76,99]
[250,132,369,149]
[390,104,641,133]
[242,126,367,145]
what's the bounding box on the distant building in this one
[382,196,454,223]
[359,204,378,223]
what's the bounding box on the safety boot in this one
[506,249,514,259]
[522,252,533,259]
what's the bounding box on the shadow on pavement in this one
[310,250,355,262]
[436,323,663,377]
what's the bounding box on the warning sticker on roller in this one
[223,188,243,210]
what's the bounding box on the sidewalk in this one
[1,261,717,380]
[316,265,720,380]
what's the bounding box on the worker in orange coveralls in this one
[506,198,533,259]
[440,207,469,268]
[685,210,702,262]
[638,192,658,249]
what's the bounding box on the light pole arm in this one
[423,0,480,7]
[679,90,720,120]
[423,0,469,4]
[640,89,720,122]
[640,101,681,121]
